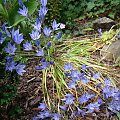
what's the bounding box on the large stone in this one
[100,40,120,63]
[93,17,116,31]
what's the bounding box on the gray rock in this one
[93,17,116,31]
[100,40,120,64]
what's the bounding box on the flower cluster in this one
[0,24,26,75]
[0,0,65,76]
[33,102,61,120]
[33,62,120,119]
[5,56,26,76]
[61,63,120,118]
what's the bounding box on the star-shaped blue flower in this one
[30,30,41,40]
[39,6,48,19]
[5,56,16,72]
[78,93,95,104]
[5,42,17,55]
[68,80,76,89]
[56,32,62,40]
[41,0,47,6]
[34,18,41,31]
[43,27,52,37]
[52,20,60,30]
[93,72,100,79]
[23,42,32,51]
[64,62,73,71]
[36,49,44,56]
[85,102,101,113]
[12,28,24,44]
[38,102,47,111]
[18,5,28,17]
[0,32,5,44]
[62,93,75,105]
[46,41,51,49]
[52,113,61,120]
[15,64,26,76]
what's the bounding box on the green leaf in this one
[86,2,95,11]
[117,112,120,120]
[0,0,4,4]
[108,12,115,19]
[0,3,7,17]
[8,0,38,26]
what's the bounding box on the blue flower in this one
[41,0,47,6]
[2,22,11,37]
[93,72,100,79]
[39,6,48,20]
[104,78,112,86]
[43,27,52,37]
[15,64,26,76]
[56,32,62,40]
[109,98,120,112]
[64,62,73,71]
[5,42,17,55]
[0,33,6,44]
[0,32,2,39]
[6,56,14,63]
[76,107,85,116]
[30,30,41,40]
[113,91,120,100]
[0,37,6,44]
[70,70,80,81]
[102,86,112,98]
[62,93,75,105]
[80,75,89,84]
[38,102,47,111]
[97,98,103,105]
[40,61,50,69]
[68,80,76,89]
[46,41,51,49]
[52,20,60,30]
[5,57,16,72]
[34,18,41,31]
[35,39,40,47]
[36,61,50,70]
[37,111,51,119]
[36,49,44,56]
[78,93,95,104]
[12,28,24,44]
[81,64,89,71]
[98,28,102,34]
[23,42,32,51]
[103,87,119,99]
[65,72,69,77]
[85,102,101,113]
[4,0,6,5]
[110,88,119,98]
[18,5,28,17]
[52,113,61,120]
[50,61,54,65]
[6,61,16,72]
[18,0,24,7]
[41,58,46,62]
